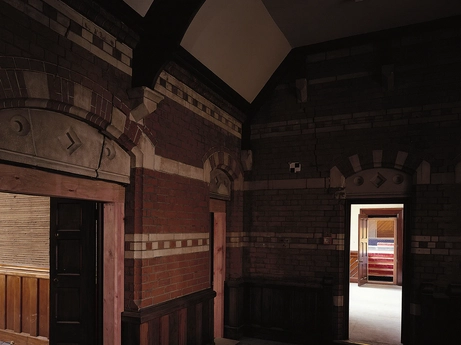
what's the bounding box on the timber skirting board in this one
[0,329,48,345]
[122,288,216,324]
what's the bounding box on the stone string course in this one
[125,233,210,259]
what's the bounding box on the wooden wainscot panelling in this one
[0,266,49,345]
[350,251,358,283]
[122,288,216,345]
[242,279,333,344]
[417,283,461,345]
[224,278,245,339]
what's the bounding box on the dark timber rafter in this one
[132,0,206,89]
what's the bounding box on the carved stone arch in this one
[330,149,431,197]
[0,107,132,183]
[0,65,159,181]
[203,149,244,194]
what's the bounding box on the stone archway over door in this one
[330,148,423,343]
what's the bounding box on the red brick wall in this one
[145,97,241,167]
[122,67,244,310]
[243,189,343,282]
[247,18,461,341]
[125,168,212,309]
[0,0,132,102]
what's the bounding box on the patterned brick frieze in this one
[155,71,242,138]
[3,0,133,75]
[411,235,461,255]
[227,231,344,251]
[125,233,210,259]
[251,101,461,140]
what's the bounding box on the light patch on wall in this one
[123,0,154,17]
[181,0,291,103]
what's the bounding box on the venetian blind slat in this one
[0,193,49,269]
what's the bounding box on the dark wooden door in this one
[50,199,100,345]
[358,213,369,286]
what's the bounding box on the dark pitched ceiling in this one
[91,0,461,113]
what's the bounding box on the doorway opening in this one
[349,203,404,345]
[0,163,125,345]
[0,192,103,345]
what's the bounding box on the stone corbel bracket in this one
[128,86,164,122]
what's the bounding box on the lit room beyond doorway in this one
[349,203,403,345]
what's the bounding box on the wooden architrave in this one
[0,163,125,345]
[360,208,404,285]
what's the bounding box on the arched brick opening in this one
[0,61,139,152]
[330,149,430,189]
[203,148,244,190]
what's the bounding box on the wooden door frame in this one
[209,198,226,338]
[357,213,369,286]
[0,163,125,345]
[344,198,410,343]
[360,208,404,285]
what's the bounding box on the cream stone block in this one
[329,166,345,188]
[178,162,203,180]
[73,83,92,111]
[128,87,164,122]
[97,138,131,184]
[130,242,146,251]
[349,154,362,173]
[416,160,430,184]
[82,28,93,42]
[373,150,383,167]
[23,71,50,99]
[395,151,408,169]
[121,53,131,66]
[116,41,133,58]
[67,30,92,51]
[155,155,204,181]
[50,19,67,36]
[116,60,132,76]
[82,17,116,46]
[132,133,155,170]
[103,41,113,54]
[126,233,149,242]
[106,107,126,139]
[203,159,212,183]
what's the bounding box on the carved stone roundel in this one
[9,115,30,136]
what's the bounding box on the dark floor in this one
[215,338,296,345]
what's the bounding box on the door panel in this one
[50,199,98,345]
[358,214,368,286]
